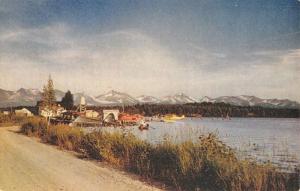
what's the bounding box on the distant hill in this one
[0,88,299,109]
[136,95,161,104]
[95,90,139,106]
[160,93,197,104]
[73,93,100,106]
[199,95,300,109]
[0,88,41,107]
[0,88,66,107]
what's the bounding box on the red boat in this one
[118,113,144,125]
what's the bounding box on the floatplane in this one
[163,114,185,123]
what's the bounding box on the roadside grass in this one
[0,113,28,127]
[20,117,299,191]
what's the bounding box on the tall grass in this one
[0,113,27,127]
[21,117,299,191]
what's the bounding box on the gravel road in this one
[0,126,162,191]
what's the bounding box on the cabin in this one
[37,101,65,118]
[85,110,100,118]
[49,111,79,125]
[39,105,66,118]
[15,108,33,117]
[2,111,10,115]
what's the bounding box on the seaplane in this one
[163,114,185,123]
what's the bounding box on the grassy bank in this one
[0,113,28,127]
[20,117,299,191]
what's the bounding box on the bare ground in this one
[0,126,163,191]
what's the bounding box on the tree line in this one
[41,75,74,111]
[2,76,298,118]
[90,102,299,118]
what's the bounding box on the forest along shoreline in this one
[0,114,297,191]
[91,103,300,118]
[3,102,299,118]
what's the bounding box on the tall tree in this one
[61,90,74,110]
[41,75,57,109]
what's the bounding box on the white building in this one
[103,109,119,122]
[15,108,33,117]
[39,105,66,118]
[3,111,10,115]
[85,110,99,118]
[40,108,55,118]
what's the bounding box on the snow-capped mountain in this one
[136,95,161,104]
[73,93,101,106]
[0,88,66,107]
[0,88,42,107]
[161,93,197,104]
[0,88,299,109]
[0,88,140,107]
[0,88,14,100]
[214,96,250,106]
[199,96,216,103]
[236,95,263,106]
[259,98,300,108]
[199,95,300,109]
[54,89,65,101]
[95,90,139,105]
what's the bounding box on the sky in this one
[0,0,300,100]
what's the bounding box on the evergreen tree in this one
[61,90,74,110]
[41,75,57,109]
[41,85,48,108]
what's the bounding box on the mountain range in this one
[199,95,300,109]
[0,88,299,109]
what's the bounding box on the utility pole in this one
[10,104,13,120]
[120,99,124,113]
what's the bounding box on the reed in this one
[20,117,299,191]
[0,113,27,127]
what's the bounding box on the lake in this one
[87,117,300,171]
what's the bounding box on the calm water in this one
[88,118,300,171]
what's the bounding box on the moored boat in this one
[163,114,185,122]
[138,120,149,130]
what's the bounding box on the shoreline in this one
[19,117,300,190]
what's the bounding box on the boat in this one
[171,115,185,120]
[151,115,164,122]
[190,114,203,119]
[138,120,149,130]
[226,113,231,120]
[119,113,144,125]
[163,119,176,123]
[163,114,185,122]
[222,113,231,120]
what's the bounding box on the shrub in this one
[20,117,47,136]
[21,123,299,191]
[43,124,83,151]
[0,113,28,126]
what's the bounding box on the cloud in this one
[0,24,186,96]
[199,49,300,100]
[0,21,299,101]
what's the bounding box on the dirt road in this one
[0,126,162,191]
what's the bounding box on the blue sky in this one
[0,0,299,100]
